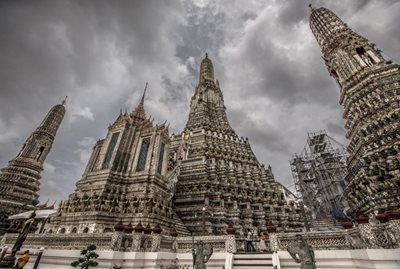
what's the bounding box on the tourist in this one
[259,231,268,252]
[13,250,30,269]
[245,229,256,252]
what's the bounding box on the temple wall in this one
[21,250,227,269]
[17,248,400,269]
[278,249,400,269]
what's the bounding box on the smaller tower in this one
[0,98,66,234]
[49,86,186,235]
[290,131,348,221]
[309,7,400,216]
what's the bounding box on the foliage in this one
[71,244,99,269]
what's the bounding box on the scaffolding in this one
[290,130,348,219]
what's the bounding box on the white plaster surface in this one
[16,248,400,269]
[278,249,400,269]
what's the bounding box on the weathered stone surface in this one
[49,86,189,235]
[46,56,303,237]
[0,99,66,234]
[169,54,303,235]
[310,7,400,216]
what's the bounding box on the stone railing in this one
[270,231,351,251]
[268,219,400,251]
[356,220,400,249]
[1,233,236,253]
[175,235,236,253]
[2,220,399,253]
[1,233,114,250]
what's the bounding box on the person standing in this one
[245,229,256,252]
[13,250,30,269]
[259,231,268,252]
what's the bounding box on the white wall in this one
[20,248,400,269]
[22,249,227,269]
[278,249,400,269]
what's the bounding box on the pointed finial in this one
[140,82,148,105]
[308,3,314,11]
[205,52,208,58]
[61,96,68,106]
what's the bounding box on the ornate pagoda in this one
[0,99,66,234]
[309,6,400,216]
[49,55,303,235]
[50,86,190,235]
[169,54,303,235]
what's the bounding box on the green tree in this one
[71,244,99,269]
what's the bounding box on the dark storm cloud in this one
[0,0,397,200]
[0,0,186,201]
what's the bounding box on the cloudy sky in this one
[0,0,399,203]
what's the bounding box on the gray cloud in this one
[0,0,398,201]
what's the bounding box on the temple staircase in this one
[172,213,191,235]
[232,253,275,269]
[311,217,343,231]
[166,159,192,236]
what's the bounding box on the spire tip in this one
[61,96,68,106]
[141,82,148,104]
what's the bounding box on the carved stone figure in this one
[0,211,36,267]
[287,235,316,269]
[12,211,36,255]
[192,241,213,269]
[345,232,365,249]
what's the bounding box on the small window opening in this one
[356,47,366,56]
[103,228,113,233]
[356,47,374,66]
[35,146,45,160]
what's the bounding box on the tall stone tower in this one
[309,6,400,216]
[50,87,190,235]
[0,99,66,233]
[169,54,303,235]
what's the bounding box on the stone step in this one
[233,267,274,269]
[234,259,273,265]
[234,254,273,259]
[172,214,191,235]
[233,253,274,269]
[311,217,343,230]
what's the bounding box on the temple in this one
[309,7,400,216]
[170,54,303,235]
[48,55,303,235]
[1,5,400,269]
[0,99,66,234]
[50,85,189,235]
